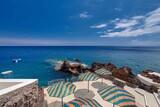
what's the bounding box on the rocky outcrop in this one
[59,61,86,75]
[59,61,117,75]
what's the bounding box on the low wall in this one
[0,81,39,107]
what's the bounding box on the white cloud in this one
[132,16,144,20]
[90,24,107,28]
[100,7,160,37]
[79,12,92,19]
[115,19,138,29]
[145,8,160,27]
[101,26,160,37]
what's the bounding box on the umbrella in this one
[47,81,76,107]
[98,85,136,107]
[78,72,100,92]
[95,68,112,83]
[64,97,102,107]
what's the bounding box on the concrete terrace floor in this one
[44,78,159,107]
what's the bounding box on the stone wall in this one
[0,81,39,107]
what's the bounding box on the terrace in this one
[44,78,159,107]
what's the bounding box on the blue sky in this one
[0,0,160,46]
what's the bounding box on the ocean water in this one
[0,46,160,86]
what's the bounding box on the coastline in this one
[1,49,160,107]
[0,46,160,86]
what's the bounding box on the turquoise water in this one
[0,46,160,86]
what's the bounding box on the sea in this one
[0,46,160,86]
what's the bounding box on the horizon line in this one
[0,45,160,47]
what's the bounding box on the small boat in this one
[1,70,13,75]
[12,58,22,63]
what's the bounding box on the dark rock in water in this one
[59,61,86,75]
[105,63,117,71]
[91,62,116,72]
[91,62,104,72]
[76,65,84,73]
[142,69,154,73]
[60,61,70,72]
[122,66,135,77]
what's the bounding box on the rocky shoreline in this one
[55,60,160,93]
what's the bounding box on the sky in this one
[0,0,160,46]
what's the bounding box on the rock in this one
[142,69,154,73]
[105,63,117,71]
[23,101,30,107]
[122,66,135,77]
[38,88,45,107]
[12,96,23,107]
[91,62,117,72]
[4,101,13,107]
[150,85,158,93]
[139,84,158,93]
[23,92,32,100]
[141,69,160,83]
[112,66,138,85]
[76,65,84,73]
[91,62,105,72]
[0,98,9,107]
[59,61,87,75]
[60,60,70,72]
